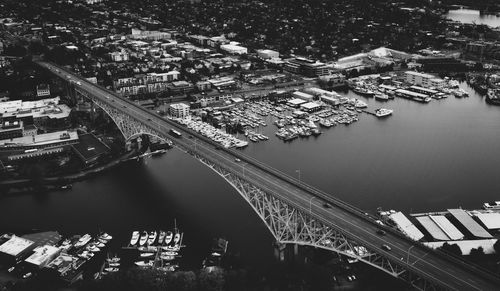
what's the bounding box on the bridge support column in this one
[274,242,286,262]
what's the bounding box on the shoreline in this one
[0,150,141,195]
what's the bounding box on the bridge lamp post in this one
[407,245,415,264]
[295,169,301,184]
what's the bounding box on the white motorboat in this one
[139,231,148,246]
[130,231,140,246]
[374,108,393,118]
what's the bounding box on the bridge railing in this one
[42,61,500,283]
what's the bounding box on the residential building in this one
[109,51,129,62]
[169,103,190,118]
[36,84,50,98]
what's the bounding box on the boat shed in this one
[416,216,449,241]
[409,85,438,95]
[287,98,307,107]
[395,89,429,99]
[292,91,314,102]
[25,245,61,268]
[0,236,35,264]
[389,212,424,241]
[431,215,464,240]
[474,212,500,230]
[447,209,492,238]
[300,102,322,113]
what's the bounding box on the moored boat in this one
[147,231,157,245]
[130,231,140,246]
[374,108,393,118]
[139,231,148,246]
[165,231,173,245]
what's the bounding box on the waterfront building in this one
[447,209,492,239]
[25,245,61,268]
[169,103,190,118]
[71,133,110,165]
[0,236,35,265]
[0,130,79,161]
[287,98,307,108]
[292,91,314,102]
[300,102,322,113]
[387,212,424,241]
[404,71,446,89]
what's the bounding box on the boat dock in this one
[362,109,377,116]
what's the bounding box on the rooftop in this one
[0,130,78,146]
[448,209,492,239]
[0,235,34,256]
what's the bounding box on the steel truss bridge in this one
[37,61,500,291]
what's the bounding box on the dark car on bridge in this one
[323,202,332,209]
[376,229,386,235]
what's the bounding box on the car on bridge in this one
[376,229,386,235]
[381,244,391,251]
[235,158,241,162]
[323,202,332,209]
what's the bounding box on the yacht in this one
[374,108,393,118]
[99,233,113,241]
[147,231,157,245]
[130,231,140,246]
[134,261,154,267]
[74,234,92,248]
[158,231,166,245]
[353,99,368,108]
[483,201,500,210]
[139,231,148,246]
[352,87,375,97]
[165,231,173,245]
[374,93,389,101]
[173,232,181,244]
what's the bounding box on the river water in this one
[1,83,500,274]
[446,8,500,28]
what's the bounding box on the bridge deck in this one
[38,61,500,291]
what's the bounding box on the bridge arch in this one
[190,153,443,291]
[68,81,453,291]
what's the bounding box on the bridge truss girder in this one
[190,150,447,291]
[75,88,167,143]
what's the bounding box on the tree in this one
[198,268,225,291]
[469,246,486,261]
[493,240,500,255]
[439,242,462,256]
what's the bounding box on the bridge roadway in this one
[38,61,500,290]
